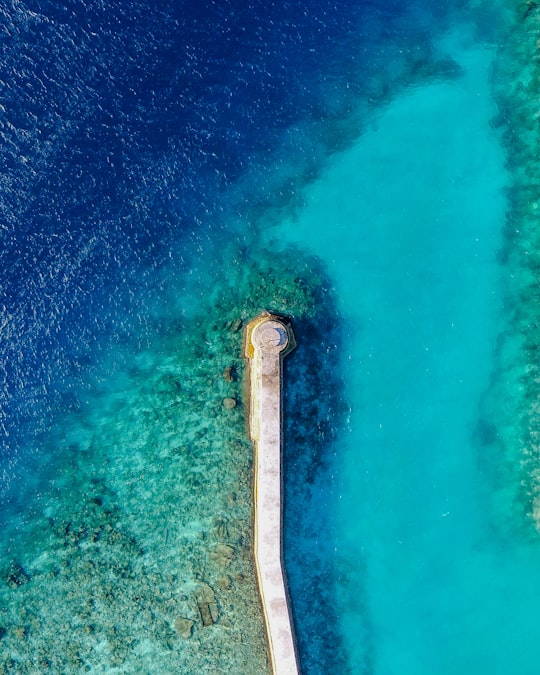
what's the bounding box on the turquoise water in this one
[274,24,540,674]
[2,1,540,672]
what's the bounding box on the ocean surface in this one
[1,0,539,672]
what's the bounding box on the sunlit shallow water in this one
[1,1,538,673]
[275,23,540,675]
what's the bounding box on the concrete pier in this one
[245,312,299,675]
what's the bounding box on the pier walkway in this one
[245,313,299,675]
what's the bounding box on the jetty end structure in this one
[244,311,300,675]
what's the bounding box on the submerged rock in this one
[199,602,219,627]
[4,562,31,589]
[230,318,243,332]
[217,575,231,590]
[223,397,237,410]
[210,543,235,569]
[174,617,194,639]
[194,582,219,626]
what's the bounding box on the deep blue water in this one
[1,0,432,468]
[0,0,534,673]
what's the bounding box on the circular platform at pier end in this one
[251,320,289,354]
[245,313,296,361]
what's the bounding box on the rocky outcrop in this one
[194,583,219,627]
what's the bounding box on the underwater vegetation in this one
[0,242,345,673]
[479,2,540,533]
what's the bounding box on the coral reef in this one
[480,2,540,533]
[0,243,343,673]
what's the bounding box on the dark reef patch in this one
[478,2,540,533]
[0,239,356,673]
[279,261,366,673]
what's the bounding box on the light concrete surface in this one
[245,313,299,675]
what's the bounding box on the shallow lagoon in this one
[275,23,540,675]
[1,0,540,673]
